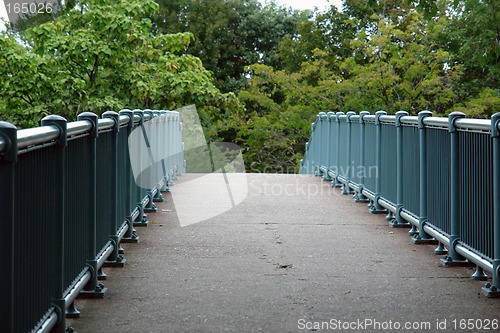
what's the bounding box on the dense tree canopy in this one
[1,0,499,172]
[0,0,242,128]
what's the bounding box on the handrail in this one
[0,108,185,332]
[17,126,60,149]
[300,110,500,298]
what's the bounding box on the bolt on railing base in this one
[153,193,165,202]
[103,255,126,267]
[482,284,500,298]
[440,256,475,267]
[369,206,387,214]
[322,175,332,181]
[121,233,139,243]
[389,219,411,228]
[134,213,149,227]
[412,235,438,245]
[77,284,107,299]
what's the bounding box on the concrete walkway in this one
[68,174,500,332]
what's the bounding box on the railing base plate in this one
[78,284,107,299]
[103,256,126,268]
[389,220,411,228]
[482,284,500,298]
[121,236,139,243]
[412,235,438,245]
[440,256,475,267]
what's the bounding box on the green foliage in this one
[2,0,499,174]
[151,0,307,92]
[236,0,499,172]
[0,0,243,131]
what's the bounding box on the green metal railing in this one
[300,111,500,297]
[0,110,183,333]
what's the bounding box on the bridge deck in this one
[68,174,500,332]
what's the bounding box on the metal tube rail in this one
[17,126,60,149]
[64,269,92,310]
[400,210,419,227]
[97,118,116,132]
[455,118,491,132]
[455,244,493,273]
[361,189,375,201]
[422,225,450,248]
[379,115,396,123]
[364,115,376,123]
[96,242,114,270]
[67,120,92,137]
[378,198,396,213]
[423,116,448,128]
[35,309,58,333]
[400,116,418,125]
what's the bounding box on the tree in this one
[339,12,459,114]
[0,0,243,131]
[151,0,306,92]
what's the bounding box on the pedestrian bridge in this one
[1,109,500,332]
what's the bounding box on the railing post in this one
[412,111,438,245]
[483,112,500,297]
[311,119,318,175]
[355,111,370,202]
[102,111,126,267]
[323,111,335,181]
[119,110,139,243]
[133,109,149,226]
[0,121,17,333]
[332,112,344,187]
[391,111,411,227]
[77,112,107,297]
[152,111,166,201]
[441,111,469,266]
[159,111,171,192]
[143,110,158,213]
[317,112,327,176]
[342,111,356,194]
[370,111,387,214]
[40,115,67,332]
